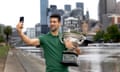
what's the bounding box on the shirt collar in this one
[48,32,61,37]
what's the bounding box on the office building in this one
[35,23,41,37]
[108,14,120,24]
[40,0,49,34]
[64,17,79,32]
[64,4,71,12]
[26,28,36,39]
[99,0,116,23]
[76,2,84,15]
[116,2,120,14]
[11,28,22,46]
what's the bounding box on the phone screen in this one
[19,16,24,23]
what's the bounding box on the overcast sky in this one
[0,0,120,30]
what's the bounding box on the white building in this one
[26,28,36,38]
[63,17,79,32]
[35,23,41,37]
[108,14,120,24]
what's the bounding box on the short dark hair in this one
[50,14,61,22]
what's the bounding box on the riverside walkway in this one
[4,48,79,72]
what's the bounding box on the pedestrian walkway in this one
[4,49,25,72]
[16,50,45,72]
[16,49,79,72]
[4,49,79,72]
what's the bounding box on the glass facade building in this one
[40,0,49,34]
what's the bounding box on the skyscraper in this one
[50,5,57,10]
[115,2,120,14]
[99,0,116,23]
[35,23,41,37]
[40,0,49,34]
[76,2,84,16]
[85,10,90,21]
[64,4,71,12]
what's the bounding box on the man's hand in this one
[74,48,81,55]
[16,22,23,34]
[64,37,81,55]
[16,22,40,46]
[64,37,75,49]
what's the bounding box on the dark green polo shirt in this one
[39,32,68,72]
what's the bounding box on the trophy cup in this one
[61,30,86,66]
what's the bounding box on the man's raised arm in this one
[16,22,40,46]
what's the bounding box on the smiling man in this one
[16,14,80,72]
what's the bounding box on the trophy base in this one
[61,62,78,66]
[63,51,78,55]
[61,51,79,66]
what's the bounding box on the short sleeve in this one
[38,35,45,46]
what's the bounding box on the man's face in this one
[50,18,60,32]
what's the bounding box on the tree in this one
[0,24,4,34]
[106,24,120,42]
[103,33,110,42]
[4,26,12,43]
[0,34,5,42]
[94,24,120,43]
[0,25,2,34]
[93,30,104,42]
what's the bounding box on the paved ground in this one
[0,58,5,72]
[4,49,79,72]
[16,50,79,72]
[16,50,45,72]
[4,50,25,72]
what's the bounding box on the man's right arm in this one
[16,22,40,46]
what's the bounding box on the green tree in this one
[4,26,12,43]
[106,24,120,42]
[93,30,104,41]
[0,25,2,34]
[0,24,4,34]
[94,24,120,43]
[103,33,110,42]
[0,34,5,42]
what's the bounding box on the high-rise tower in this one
[99,0,116,23]
[40,0,49,34]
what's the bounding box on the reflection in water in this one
[17,43,120,72]
[78,43,120,72]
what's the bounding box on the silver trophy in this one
[61,30,86,66]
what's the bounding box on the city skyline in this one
[0,0,120,31]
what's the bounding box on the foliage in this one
[94,24,120,42]
[103,33,110,42]
[4,26,12,43]
[0,34,5,42]
[106,25,120,42]
[93,30,104,41]
[0,25,2,34]
[0,46,9,58]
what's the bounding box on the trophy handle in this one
[78,35,86,45]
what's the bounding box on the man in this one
[16,14,80,72]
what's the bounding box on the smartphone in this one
[19,16,24,23]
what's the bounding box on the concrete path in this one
[4,49,79,72]
[16,50,79,72]
[16,50,45,72]
[4,50,25,72]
